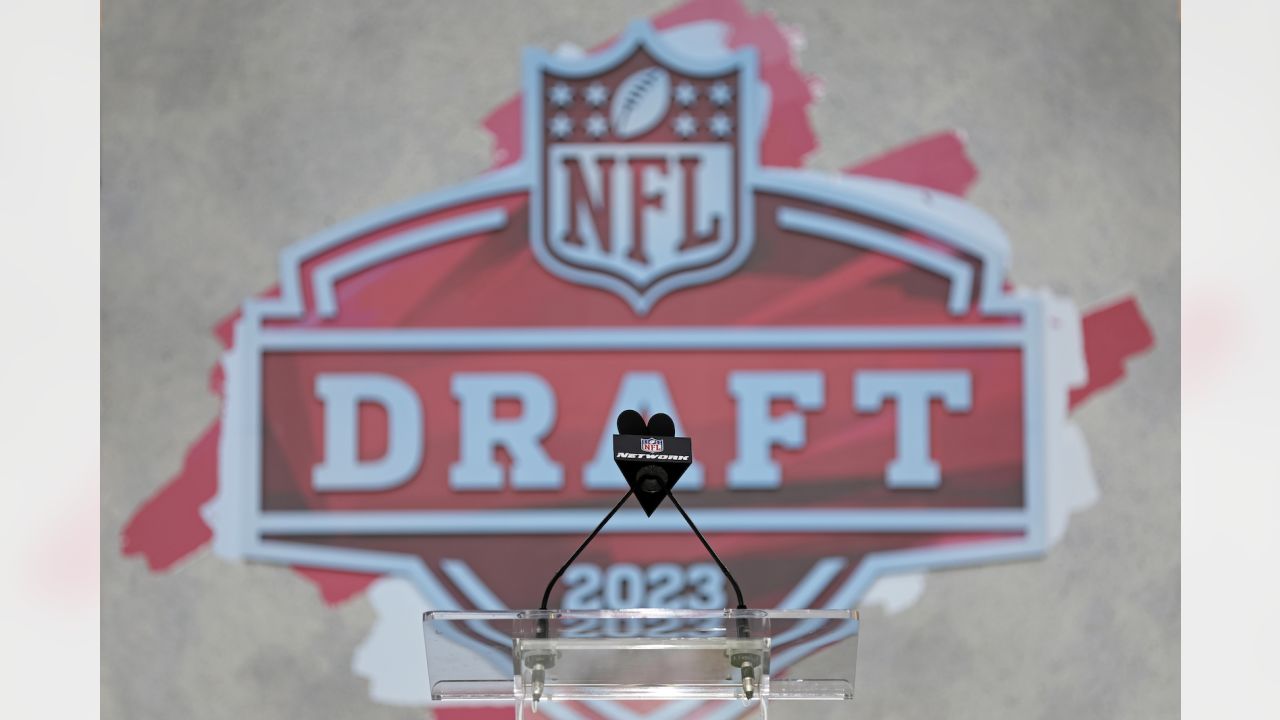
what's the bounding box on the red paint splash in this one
[120,417,379,602]
[1069,297,1155,408]
[845,131,978,195]
[121,421,217,571]
[293,567,379,605]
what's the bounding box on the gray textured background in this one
[102,1,1179,717]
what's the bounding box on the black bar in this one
[668,493,747,610]
[539,489,635,611]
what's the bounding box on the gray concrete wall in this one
[102,1,1179,717]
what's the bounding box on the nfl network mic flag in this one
[121,1,1155,717]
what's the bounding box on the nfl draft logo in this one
[123,7,1152,718]
[641,437,665,454]
[531,32,755,312]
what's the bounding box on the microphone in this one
[616,409,647,435]
[611,408,693,516]
[645,412,675,437]
[541,406,748,617]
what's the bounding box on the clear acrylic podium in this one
[423,607,859,717]
[424,412,860,716]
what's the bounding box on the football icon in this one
[610,67,672,139]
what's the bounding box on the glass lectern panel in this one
[423,608,858,716]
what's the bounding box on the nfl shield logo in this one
[526,23,757,313]
[641,437,664,453]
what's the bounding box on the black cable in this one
[668,493,747,609]
[539,490,634,611]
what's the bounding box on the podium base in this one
[423,608,858,715]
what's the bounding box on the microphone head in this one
[611,413,692,516]
[616,409,647,435]
[645,412,676,437]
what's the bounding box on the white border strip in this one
[777,206,975,315]
[258,508,1031,535]
[313,208,510,318]
[257,326,1024,351]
